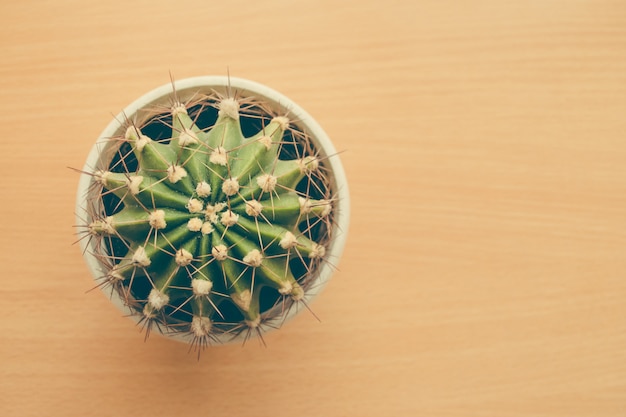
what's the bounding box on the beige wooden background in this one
[1,1,625,416]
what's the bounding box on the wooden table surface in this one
[1,1,625,416]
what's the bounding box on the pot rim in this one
[75,76,350,345]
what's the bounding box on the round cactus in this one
[78,82,338,351]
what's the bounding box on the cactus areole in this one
[76,76,349,350]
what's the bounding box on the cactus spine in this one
[82,86,334,350]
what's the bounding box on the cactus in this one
[79,85,335,351]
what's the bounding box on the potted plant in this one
[75,76,349,352]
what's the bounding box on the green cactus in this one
[81,88,335,350]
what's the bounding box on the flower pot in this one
[75,76,349,348]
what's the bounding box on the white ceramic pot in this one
[75,76,350,345]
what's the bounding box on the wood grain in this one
[1,1,625,416]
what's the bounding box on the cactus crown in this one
[79,86,335,351]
